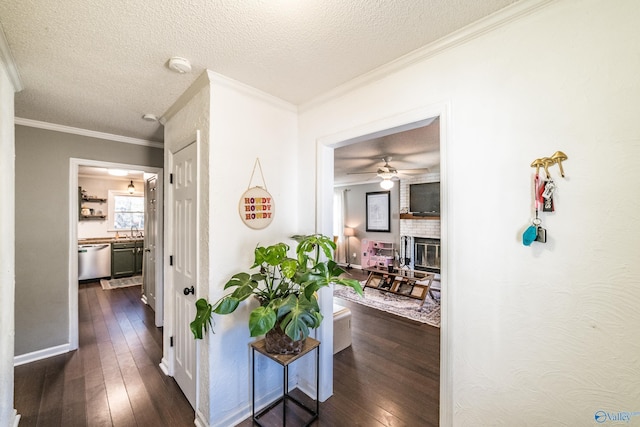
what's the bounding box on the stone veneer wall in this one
[400,172,441,239]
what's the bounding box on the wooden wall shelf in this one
[400,214,440,220]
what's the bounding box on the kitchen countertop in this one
[79,237,144,245]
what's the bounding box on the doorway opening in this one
[316,105,450,423]
[69,158,164,350]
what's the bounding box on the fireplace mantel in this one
[400,213,440,220]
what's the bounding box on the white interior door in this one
[172,143,197,408]
[143,176,157,311]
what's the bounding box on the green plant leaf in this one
[280,258,298,279]
[263,243,289,266]
[190,298,213,340]
[215,234,354,341]
[224,272,254,290]
[230,283,257,301]
[277,293,321,341]
[248,306,277,337]
[295,234,336,263]
[252,246,268,268]
[213,297,240,314]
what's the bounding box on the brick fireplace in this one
[399,173,441,272]
[399,236,441,273]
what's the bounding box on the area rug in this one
[100,275,142,290]
[334,283,440,328]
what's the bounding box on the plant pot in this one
[265,323,305,355]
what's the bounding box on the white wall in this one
[164,71,299,427]
[300,0,640,425]
[0,47,19,427]
[206,74,299,427]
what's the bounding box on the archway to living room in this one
[315,106,450,425]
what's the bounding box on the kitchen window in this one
[109,191,144,230]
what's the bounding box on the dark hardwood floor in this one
[15,273,440,426]
[14,282,195,426]
[237,267,441,426]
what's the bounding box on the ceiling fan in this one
[347,156,427,189]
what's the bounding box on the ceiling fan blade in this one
[346,171,379,175]
[397,168,430,174]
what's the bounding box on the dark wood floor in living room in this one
[237,291,441,426]
[14,282,195,427]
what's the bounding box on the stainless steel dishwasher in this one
[78,244,111,280]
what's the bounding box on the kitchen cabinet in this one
[111,240,143,278]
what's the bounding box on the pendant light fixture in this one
[128,180,135,194]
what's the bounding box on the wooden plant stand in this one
[251,338,320,426]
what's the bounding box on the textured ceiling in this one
[0,0,519,143]
[334,117,440,185]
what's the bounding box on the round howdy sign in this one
[239,186,274,229]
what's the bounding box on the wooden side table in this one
[251,337,320,426]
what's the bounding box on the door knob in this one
[183,286,195,295]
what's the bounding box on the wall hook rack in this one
[530,151,568,178]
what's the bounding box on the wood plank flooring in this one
[237,269,441,426]
[15,274,440,426]
[14,282,195,427]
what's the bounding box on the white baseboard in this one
[159,358,171,376]
[13,343,71,366]
[12,410,20,427]
[141,295,148,305]
[210,404,251,427]
[194,410,209,427]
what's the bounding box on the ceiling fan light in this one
[377,171,396,180]
[380,179,394,190]
[108,169,128,176]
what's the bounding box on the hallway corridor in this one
[14,282,194,426]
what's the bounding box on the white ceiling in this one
[334,117,440,185]
[78,166,145,180]
[0,0,519,144]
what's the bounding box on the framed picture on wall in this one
[366,191,391,232]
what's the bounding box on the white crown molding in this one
[299,0,554,112]
[161,69,297,126]
[14,117,163,148]
[160,69,213,125]
[0,22,23,92]
[207,71,298,113]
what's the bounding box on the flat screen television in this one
[409,182,440,216]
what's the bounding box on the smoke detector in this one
[142,113,158,122]
[168,57,192,74]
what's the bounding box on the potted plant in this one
[189,234,363,354]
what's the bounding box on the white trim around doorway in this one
[315,103,452,425]
[69,158,164,351]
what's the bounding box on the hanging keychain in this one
[523,161,546,245]
[541,157,555,213]
[534,171,547,242]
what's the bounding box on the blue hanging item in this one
[522,225,537,246]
